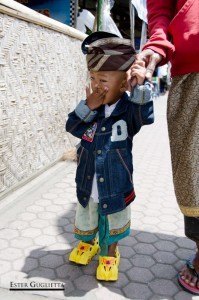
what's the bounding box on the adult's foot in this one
[178,251,199,293]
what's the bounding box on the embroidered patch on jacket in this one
[82,122,97,142]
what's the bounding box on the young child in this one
[65,31,154,281]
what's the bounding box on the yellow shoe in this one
[96,247,120,281]
[69,238,99,265]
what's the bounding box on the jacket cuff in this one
[130,81,153,105]
[75,100,98,122]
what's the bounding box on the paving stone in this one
[46,205,63,212]
[175,248,195,260]
[21,228,41,238]
[35,199,52,206]
[123,282,152,299]
[43,226,63,236]
[34,235,57,246]
[120,236,137,247]
[54,217,70,226]
[56,264,83,281]
[94,287,125,299]
[42,193,58,200]
[81,260,98,276]
[151,263,176,279]
[0,271,27,288]
[153,251,178,264]
[28,267,56,280]
[54,183,68,189]
[13,257,39,272]
[0,248,23,260]
[20,212,37,221]
[157,222,178,232]
[154,240,178,252]
[135,232,158,243]
[174,291,193,300]
[57,233,76,243]
[0,228,19,239]
[37,212,57,220]
[10,237,33,248]
[9,220,29,230]
[175,237,196,249]
[24,246,47,258]
[127,267,154,283]
[74,275,98,291]
[26,205,44,212]
[119,245,135,258]
[119,258,132,272]
[52,198,68,205]
[30,219,50,228]
[158,214,178,223]
[150,296,173,300]
[155,233,177,241]
[39,254,64,268]
[46,242,71,254]
[131,254,155,268]
[62,224,74,233]
[149,279,178,296]
[144,216,160,225]
[0,239,8,250]
[143,209,161,217]
[102,273,129,289]
[48,188,64,194]
[134,243,156,255]
[0,260,11,275]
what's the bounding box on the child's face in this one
[89,70,127,105]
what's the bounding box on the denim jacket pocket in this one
[108,148,133,195]
[75,146,88,188]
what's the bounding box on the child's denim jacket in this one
[66,82,154,215]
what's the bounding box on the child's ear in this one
[120,79,128,92]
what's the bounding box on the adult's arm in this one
[142,0,176,63]
[132,0,176,80]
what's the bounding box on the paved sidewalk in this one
[0,94,198,300]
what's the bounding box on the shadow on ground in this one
[20,204,196,300]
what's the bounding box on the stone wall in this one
[0,1,87,197]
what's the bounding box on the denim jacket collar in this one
[97,92,129,118]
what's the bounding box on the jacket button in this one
[97,150,102,154]
[87,175,91,180]
[103,204,107,208]
[83,197,87,200]
[101,127,106,131]
[99,177,104,182]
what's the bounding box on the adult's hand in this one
[136,49,162,81]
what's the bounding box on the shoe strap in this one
[99,256,117,265]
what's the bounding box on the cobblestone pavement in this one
[0,94,198,300]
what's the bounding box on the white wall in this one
[0,1,87,198]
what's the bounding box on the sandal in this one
[69,238,99,265]
[178,256,199,295]
[96,247,120,281]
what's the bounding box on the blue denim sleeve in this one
[65,100,98,139]
[129,80,154,104]
[75,100,98,122]
[128,81,154,136]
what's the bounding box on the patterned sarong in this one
[167,73,199,216]
[74,198,131,256]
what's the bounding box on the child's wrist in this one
[86,99,96,110]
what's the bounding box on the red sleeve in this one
[142,0,176,65]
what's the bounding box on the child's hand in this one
[128,60,146,87]
[86,84,108,110]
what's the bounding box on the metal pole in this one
[97,0,104,31]
[129,0,135,48]
[74,0,79,28]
